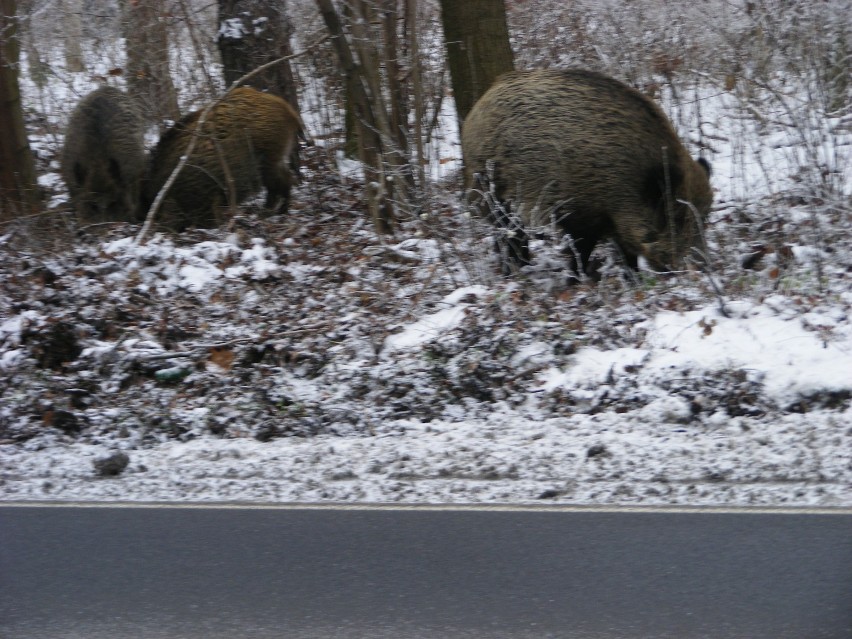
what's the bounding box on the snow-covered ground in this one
[2,2,851,507]
[3,405,850,505]
[2,209,850,505]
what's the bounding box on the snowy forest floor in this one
[2,0,852,506]
[2,139,851,505]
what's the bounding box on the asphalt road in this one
[1,503,850,639]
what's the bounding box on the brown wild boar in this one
[462,69,713,275]
[141,87,304,229]
[61,86,146,224]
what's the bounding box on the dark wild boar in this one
[61,86,146,223]
[462,69,712,276]
[141,87,304,229]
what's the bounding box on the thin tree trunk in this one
[382,0,407,156]
[63,0,84,72]
[315,0,394,234]
[381,0,416,197]
[173,0,218,95]
[123,0,180,126]
[350,0,409,207]
[407,0,426,195]
[0,0,41,219]
[18,1,48,87]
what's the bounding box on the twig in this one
[0,209,69,225]
[700,261,731,318]
[125,323,334,362]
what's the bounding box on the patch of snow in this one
[384,286,489,352]
[640,304,852,406]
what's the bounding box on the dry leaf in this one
[208,347,235,372]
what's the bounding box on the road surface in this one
[1,503,850,638]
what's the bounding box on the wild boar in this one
[61,86,146,223]
[462,69,713,275]
[141,87,304,229]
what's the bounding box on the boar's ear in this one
[697,157,712,177]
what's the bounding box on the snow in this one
[385,287,489,352]
[2,1,851,509]
[3,405,850,506]
[2,240,850,505]
[641,304,852,405]
[218,17,248,41]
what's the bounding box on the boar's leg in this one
[261,157,294,215]
[560,234,601,279]
[612,242,640,271]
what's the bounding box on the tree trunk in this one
[63,0,84,72]
[0,0,41,219]
[380,0,416,196]
[381,0,407,157]
[217,0,299,110]
[439,0,513,131]
[407,0,426,196]
[17,1,48,87]
[123,0,180,126]
[349,0,410,206]
[315,0,394,234]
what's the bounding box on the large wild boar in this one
[141,87,304,229]
[462,69,713,275]
[61,86,146,223]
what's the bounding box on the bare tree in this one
[123,0,180,125]
[348,0,413,199]
[16,1,46,87]
[0,0,40,219]
[380,0,407,160]
[315,0,395,234]
[217,0,300,110]
[407,0,426,192]
[439,0,514,131]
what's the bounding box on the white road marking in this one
[2,501,850,515]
